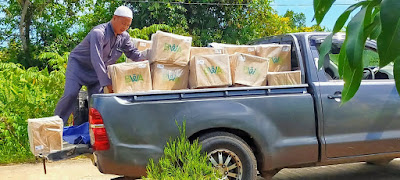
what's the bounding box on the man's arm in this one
[90,29,112,88]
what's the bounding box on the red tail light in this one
[89,108,110,151]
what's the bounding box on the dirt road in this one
[2,158,400,180]
[0,158,118,180]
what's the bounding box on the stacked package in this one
[190,47,223,59]
[267,70,301,86]
[189,54,232,88]
[150,31,192,66]
[256,44,291,72]
[223,45,257,56]
[28,116,63,156]
[148,31,193,90]
[230,53,269,86]
[127,38,152,63]
[132,38,152,51]
[209,43,257,56]
[151,63,189,90]
[107,61,152,93]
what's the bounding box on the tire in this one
[199,132,257,180]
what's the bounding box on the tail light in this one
[89,108,110,151]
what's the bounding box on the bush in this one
[144,122,217,180]
[0,52,67,164]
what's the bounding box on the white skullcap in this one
[114,6,133,19]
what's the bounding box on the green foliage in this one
[377,0,400,67]
[0,53,67,164]
[315,0,400,103]
[144,121,216,180]
[314,0,335,25]
[0,0,87,68]
[284,10,307,29]
[128,24,173,40]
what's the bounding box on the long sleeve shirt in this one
[68,21,145,87]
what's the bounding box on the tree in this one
[314,0,400,103]
[284,10,306,29]
[0,0,88,68]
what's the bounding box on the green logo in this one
[272,57,280,63]
[165,74,180,82]
[203,66,223,75]
[244,66,257,75]
[125,74,144,83]
[164,43,182,52]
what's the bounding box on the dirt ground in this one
[2,158,400,180]
[0,158,119,180]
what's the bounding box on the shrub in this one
[0,52,67,164]
[144,122,217,180]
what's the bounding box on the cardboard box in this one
[132,38,152,51]
[151,63,189,90]
[189,54,232,88]
[256,44,291,72]
[231,53,269,86]
[223,45,257,55]
[107,61,152,93]
[28,116,63,156]
[267,71,301,86]
[190,47,223,59]
[209,43,257,55]
[150,31,192,66]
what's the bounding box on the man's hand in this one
[106,85,114,93]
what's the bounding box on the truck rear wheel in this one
[199,132,257,180]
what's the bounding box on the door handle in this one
[328,91,342,99]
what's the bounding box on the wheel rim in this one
[208,149,243,180]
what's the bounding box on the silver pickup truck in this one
[62,32,399,180]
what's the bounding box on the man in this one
[55,6,149,125]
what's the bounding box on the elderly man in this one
[55,6,148,125]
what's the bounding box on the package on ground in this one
[28,116,63,156]
[190,47,224,59]
[107,61,152,93]
[150,31,192,66]
[256,44,291,72]
[267,71,301,86]
[131,38,152,51]
[231,53,269,86]
[151,63,189,90]
[189,54,232,88]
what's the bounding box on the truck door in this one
[311,37,400,158]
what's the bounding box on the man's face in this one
[112,16,132,35]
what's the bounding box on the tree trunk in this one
[19,0,32,66]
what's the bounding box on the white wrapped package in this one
[132,38,152,51]
[28,116,63,156]
[256,44,291,72]
[267,71,302,86]
[150,31,192,66]
[189,54,232,88]
[190,47,224,59]
[107,61,152,93]
[231,53,269,86]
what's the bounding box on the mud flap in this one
[46,142,93,161]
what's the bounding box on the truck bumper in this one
[93,144,163,178]
[94,152,146,178]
